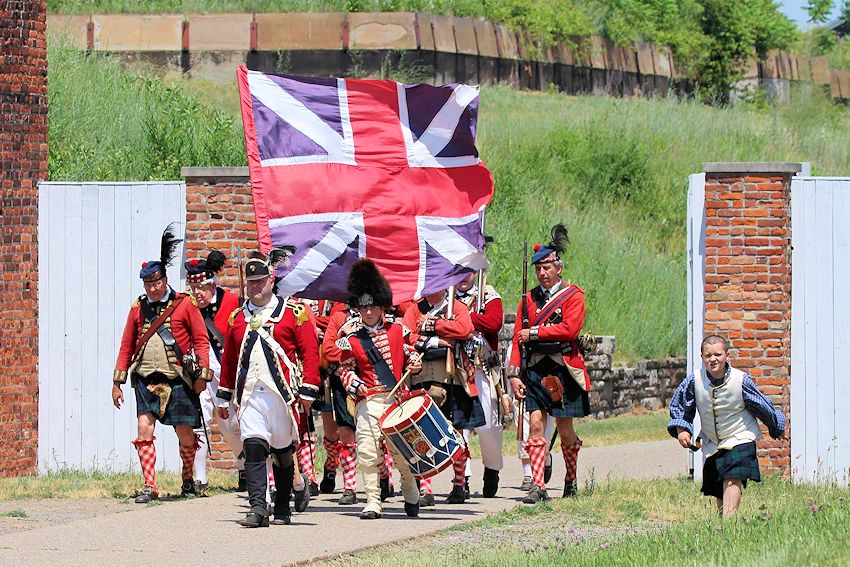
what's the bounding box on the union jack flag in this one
[237,65,494,303]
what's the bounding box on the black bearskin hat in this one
[347,258,393,308]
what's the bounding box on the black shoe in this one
[522,486,551,505]
[519,476,533,492]
[194,480,208,497]
[134,486,158,504]
[544,459,553,484]
[464,475,471,499]
[562,481,578,498]
[380,477,391,502]
[270,512,292,525]
[338,488,358,505]
[294,474,310,513]
[404,501,420,517]
[482,467,499,498]
[309,481,320,497]
[239,512,269,528]
[445,484,466,504]
[237,470,247,492]
[359,509,382,520]
[180,479,197,498]
[319,470,336,494]
[418,491,435,507]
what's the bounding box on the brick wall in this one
[0,0,47,477]
[702,162,800,476]
[183,167,256,469]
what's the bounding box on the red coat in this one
[459,285,503,350]
[200,288,240,359]
[322,308,356,364]
[218,297,321,402]
[311,300,348,334]
[339,322,415,399]
[113,289,211,384]
[402,297,474,345]
[509,282,590,390]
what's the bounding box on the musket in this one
[236,244,246,304]
[445,285,456,376]
[517,242,530,443]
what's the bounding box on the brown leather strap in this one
[132,295,186,361]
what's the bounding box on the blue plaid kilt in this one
[522,357,590,418]
[701,441,761,498]
[331,387,355,429]
[134,372,201,427]
[415,382,486,430]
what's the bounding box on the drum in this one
[379,390,464,479]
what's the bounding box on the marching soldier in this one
[337,259,422,519]
[216,249,320,527]
[185,251,242,494]
[403,286,478,506]
[508,224,591,503]
[112,224,212,503]
[455,272,507,498]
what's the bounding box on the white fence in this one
[38,181,186,473]
[686,173,706,477]
[791,177,850,484]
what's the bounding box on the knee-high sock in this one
[243,438,271,515]
[419,476,432,494]
[297,439,317,484]
[132,437,157,493]
[193,429,208,483]
[323,437,341,472]
[525,437,548,489]
[268,464,276,490]
[339,442,358,491]
[453,447,468,487]
[378,442,393,480]
[179,435,200,482]
[561,438,582,483]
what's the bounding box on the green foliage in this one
[805,0,836,24]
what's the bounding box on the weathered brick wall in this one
[702,163,799,476]
[0,0,47,476]
[183,168,256,469]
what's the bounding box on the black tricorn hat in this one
[347,258,393,308]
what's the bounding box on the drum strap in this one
[355,328,397,390]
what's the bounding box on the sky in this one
[779,0,841,29]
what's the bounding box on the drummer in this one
[337,259,423,520]
[402,284,478,506]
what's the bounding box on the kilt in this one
[135,372,201,427]
[522,357,590,418]
[331,387,356,429]
[415,381,486,430]
[701,441,761,498]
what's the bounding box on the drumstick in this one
[387,353,422,398]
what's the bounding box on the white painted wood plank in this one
[64,184,84,469]
[802,179,820,482]
[37,183,50,473]
[96,186,119,470]
[790,177,808,483]
[46,186,67,471]
[687,173,706,479]
[830,181,850,485]
[79,186,100,469]
[814,181,835,481]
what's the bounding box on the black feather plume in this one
[549,223,570,254]
[205,250,226,273]
[160,223,183,268]
[268,245,296,268]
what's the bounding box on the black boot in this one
[464,476,471,499]
[562,481,578,498]
[272,460,294,525]
[320,469,336,494]
[237,470,247,492]
[380,476,391,502]
[482,467,499,498]
[445,484,466,504]
[242,438,270,526]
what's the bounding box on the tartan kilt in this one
[331,386,356,429]
[701,441,761,498]
[134,372,201,427]
[523,357,590,419]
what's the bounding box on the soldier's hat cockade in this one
[140,223,182,281]
[245,246,295,280]
[347,258,393,308]
[185,250,226,285]
[531,223,570,264]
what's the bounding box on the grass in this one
[320,476,850,566]
[0,510,28,518]
[47,36,850,359]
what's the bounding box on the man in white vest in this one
[668,334,786,518]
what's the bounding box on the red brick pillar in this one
[702,162,802,476]
[183,167,257,470]
[0,0,47,476]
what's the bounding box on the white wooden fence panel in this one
[686,173,705,478]
[791,177,850,484]
[38,181,186,473]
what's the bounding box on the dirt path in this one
[0,440,685,566]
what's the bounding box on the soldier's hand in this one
[112,384,124,409]
[510,377,526,399]
[677,429,692,449]
[407,356,422,375]
[300,398,313,413]
[193,378,206,395]
[517,329,531,344]
[217,405,229,420]
[356,384,368,397]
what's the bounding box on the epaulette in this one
[132,295,143,309]
[228,307,242,326]
[189,294,199,307]
[287,300,309,326]
[483,284,501,303]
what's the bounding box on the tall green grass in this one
[48,38,850,358]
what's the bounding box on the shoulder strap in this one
[132,295,186,360]
[354,327,397,389]
[531,286,579,327]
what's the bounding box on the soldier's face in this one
[456,272,476,292]
[247,275,274,305]
[701,342,729,379]
[189,282,216,308]
[425,290,446,305]
[357,305,383,327]
[143,275,168,302]
[534,257,562,289]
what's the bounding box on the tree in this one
[806,0,835,24]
